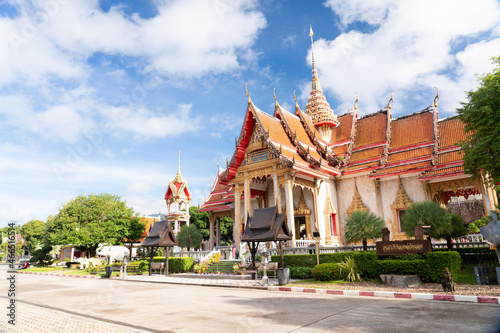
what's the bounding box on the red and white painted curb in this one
[12,271,101,279]
[269,286,500,304]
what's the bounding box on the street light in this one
[313,232,320,266]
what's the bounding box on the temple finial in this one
[245,82,251,103]
[354,92,359,110]
[273,88,278,106]
[387,90,394,109]
[434,87,439,107]
[293,90,298,108]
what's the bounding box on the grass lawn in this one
[455,265,476,285]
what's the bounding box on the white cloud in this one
[101,104,202,140]
[126,181,153,194]
[315,0,500,116]
[0,0,266,88]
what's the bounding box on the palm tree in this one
[344,210,385,251]
[401,201,452,247]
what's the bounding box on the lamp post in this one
[422,226,431,247]
[313,232,320,266]
[261,249,269,287]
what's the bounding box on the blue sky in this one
[1,0,499,228]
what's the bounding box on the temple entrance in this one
[295,216,306,240]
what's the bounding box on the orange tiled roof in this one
[279,108,313,145]
[390,111,434,149]
[331,144,348,155]
[330,113,353,144]
[349,146,385,163]
[438,116,467,148]
[421,165,464,178]
[387,146,434,163]
[342,161,380,172]
[437,150,464,164]
[371,161,432,177]
[256,108,291,146]
[353,112,387,148]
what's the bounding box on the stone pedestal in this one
[380,274,421,288]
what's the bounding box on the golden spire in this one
[309,26,319,88]
[173,150,183,183]
[434,87,439,107]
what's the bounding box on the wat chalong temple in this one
[200,28,498,249]
[165,152,191,233]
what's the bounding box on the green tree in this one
[189,206,210,240]
[45,193,136,256]
[401,201,452,243]
[344,210,385,251]
[448,214,467,250]
[21,219,46,251]
[177,224,203,251]
[458,56,500,186]
[220,216,233,245]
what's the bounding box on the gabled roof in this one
[218,98,341,184]
[199,167,234,212]
[141,221,178,247]
[419,115,466,181]
[241,206,292,242]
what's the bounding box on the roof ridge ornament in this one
[273,88,278,107]
[245,82,251,103]
[354,92,359,110]
[434,87,439,107]
[386,90,394,110]
[293,90,299,108]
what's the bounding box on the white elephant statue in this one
[96,244,130,264]
[76,258,90,270]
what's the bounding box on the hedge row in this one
[434,247,498,265]
[311,263,346,281]
[144,257,194,273]
[273,251,461,283]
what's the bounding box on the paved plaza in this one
[1,269,500,332]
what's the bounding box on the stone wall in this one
[448,200,484,223]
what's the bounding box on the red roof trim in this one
[370,165,433,179]
[352,141,388,152]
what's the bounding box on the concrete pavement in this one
[1,271,500,332]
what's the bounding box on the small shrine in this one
[165,152,191,233]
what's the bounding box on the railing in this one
[295,240,315,248]
[172,250,211,259]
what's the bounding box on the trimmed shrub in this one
[148,256,194,273]
[169,257,194,273]
[424,251,461,283]
[311,263,345,281]
[434,247,497,265]
[289,266,313,279]
[270,251,363,268]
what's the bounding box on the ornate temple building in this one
[165,152,191,233]
[200,29,498,248]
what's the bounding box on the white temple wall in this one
[379,175,426,230]
[317,181,328,244]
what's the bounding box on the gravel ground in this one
[288,281,500,296]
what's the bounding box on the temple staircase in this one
[205,260,240,274]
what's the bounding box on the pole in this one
[315,238,320,266]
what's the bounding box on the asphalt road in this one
[1,271,499,332]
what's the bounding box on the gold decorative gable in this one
[391,177,412,210]
[390,177,413,239]
[347,181,368,215]
[247,125,267,152]
[294,189,311,215]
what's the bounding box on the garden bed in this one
[287,280,500,297]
